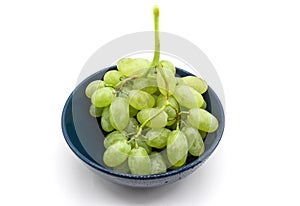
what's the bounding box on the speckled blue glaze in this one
[61,66,225,188]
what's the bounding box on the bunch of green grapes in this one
[84,6,219,175]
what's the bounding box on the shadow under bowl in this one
[61,65,225,188]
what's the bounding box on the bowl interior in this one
[62,66,225,178]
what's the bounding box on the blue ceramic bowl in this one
[61,65,225,188]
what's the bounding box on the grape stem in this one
[114,66,156,94]
[129,6,181,143]
[179,111,189,115]
[133,104,167,139]
[157,66,170,99]
[166,101,177,111]
[176,121,180,130]
[115,76,137,90]
[151,5,160,67]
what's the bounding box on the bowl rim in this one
[61,65,225,180]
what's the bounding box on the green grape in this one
[137,108,168,128]
[167,130,188,166]
[128,147,151,175]
[160,60,176,74]
[103,140,131,167]
[173,153,187,167]
[199,144,205,156]
[133,77,157,94]
[152,94,158,107]
[85,80,105,98]
[117,58,151,77]
[103,70,124,87]
[187,108,219,132]
[199,130,207,139]
[189,136,205,157]
[123,117,139,134]
[153,89,162,96]
[104,131,127,149]
[118,81,134,98]
[164,105,177,119]
[166,121,178,130]
[113,159,130,174]
[166,119,176,126]
[91,87,115,107]
[156,67,176,96]
[178,76,208,94]
[150,152,167,174]
[128,90,155,110]
[145,128,170,149]
[89,105,103,117]
[136,138,152,154]
[101,107,114,132]
[159,149,172,169]
[175,77,181,84]
[109,97,129,131]
[173,85,204,108]
[129,105,139,117]
[143,87,157,94]
[182,126,205,156]
[181,126,198,148]
[129,137,152,154]
[156,94,179,123]
[201,100,207,109]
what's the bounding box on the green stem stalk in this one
[179,111,190,115]
[151,5,160,67]
[130,6,176,143]
[134,104,167,139]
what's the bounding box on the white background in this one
[1,0,300,205]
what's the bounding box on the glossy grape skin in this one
[109,97,129,131]
[145,128,170,149]
[128,106,138,117]
[178,76,208,94]
[160,60,176,74]
[85,80,105,98]
[167,130,188,166]
[91,87,114,107]
[181,126,198,147]
[123,117,139,134]
[101,107,114,132]
[103,140,131,167]
[103,70,124,87]
[159,149,172,169]
[141,87,157,94]
[150,152,167,174]
[181,126,205,156]
[89,105,103,117]
[137,108,168,128]
[104,131,127,149]
[156,94,178,123]
[113,159,130,174]
[133,77,157,94]
[173,153,187,167]
[136,138,152,154]
[156,67,176,96]
[129,137,152,154]
[187,108,219,132]
[128,90,155,110]
[118,81,134,98]
[201,100,207,109]
[173,85,204,109]
[128,147,151,175]
[117,58,151,77]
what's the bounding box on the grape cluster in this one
[85,58,219,175]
